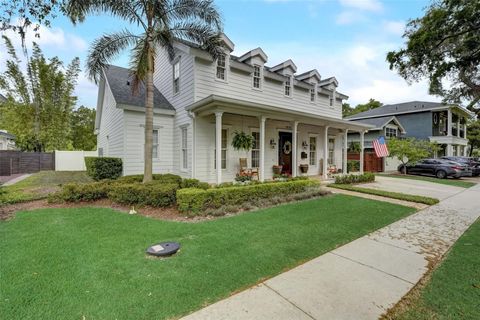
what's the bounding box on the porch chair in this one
[239,158,259,180]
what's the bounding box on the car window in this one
[424,160,436,164]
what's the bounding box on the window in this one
[173,61,180,94]
[152,129,159,158]
[253,65,261,89]
[309,136,317,166]
[214,129,227,169]
[284,76,291,96]
[385,127,398,138]
[328,138,335,165]
[181,127,188,170]
[310,87,316,102]
[98,148,103,157]
[251,131,260,167]
[329,96,334,107]
[216,54,226,80]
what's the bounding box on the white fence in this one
[55,150,98,171]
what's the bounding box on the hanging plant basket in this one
[231,131,254,151]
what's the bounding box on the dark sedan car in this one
[398,159,472,179]
[441,156,480,177]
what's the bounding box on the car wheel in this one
[399,166,407,174]
[436,170,447,179]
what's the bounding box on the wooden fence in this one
[0,151,55,176]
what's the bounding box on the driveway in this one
[357,176,465,200]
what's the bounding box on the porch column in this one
[457,118,461,137]
[360,131,365,174]
[464,123,467,139]
[215,111,223,185]
[446,144,453,156]
[292,121,298,177]
[447,109,452,136]
[343,129,348,174]
[259,116,266,182]
[323,126,330,179]
[189,111,196,179]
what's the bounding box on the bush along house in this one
[94,34,371,183]
[346,101,474,172]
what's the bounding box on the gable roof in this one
[349,116,406,133]
[296,69,321,82]
[346,101,472,120]
[270,59,297,73]
[238,47,268,63]
[104,65,174,111]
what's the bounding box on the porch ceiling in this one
[186,94,373,132]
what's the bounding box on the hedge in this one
[177,179,320,215]
[54,181,112,202]
[85,157,123,181]
[108,182,178,207]
[117,173,183,185]
[335,172,375,184]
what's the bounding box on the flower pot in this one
[299,164,309,174]
[273,165,283,175]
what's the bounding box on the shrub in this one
[85,157,123,181]
[347,160,360,172]
[335,172,375,184]
[118,173,182,185]
[108,182,178,207]
[180,178,210,190]
[53,181,112,202]
[177,179,320,215]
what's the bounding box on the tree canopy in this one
[387,0,480,115]
[342,98,383,117]
[71,106,96,151]
[388,138,438,173]
[467,120,480,156]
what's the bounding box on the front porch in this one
[187,95,372,184]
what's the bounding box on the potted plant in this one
[299,164,309,174]
[231,131,253,151]
[273,165,283,175]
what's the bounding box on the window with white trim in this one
[284,76,291,96]
[152,129,159,158]
[214,128,227,169]
[329,96,334,107]
[253,65,261,89]
[251,131,260,167]
[385,127,398,138]
[309,136,317,166]
[173,61,180,94]
[328,138,335,165]
[181,127,188,170]
[216,54,226,80]
[310,87,316,102]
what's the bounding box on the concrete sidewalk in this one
[182,184,480,320]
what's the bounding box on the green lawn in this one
[0,195,414,320]
[392,218,480,320]
[1,171,92,205]
[377,173,476,188]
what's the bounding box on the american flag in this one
[373,136,389,157]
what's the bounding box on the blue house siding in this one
[395,112,432,140]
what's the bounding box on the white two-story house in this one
[95,34,371,183]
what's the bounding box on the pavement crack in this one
[263,283,317,320]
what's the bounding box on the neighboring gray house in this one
[346,101,474,157]
[95,34,371,183]
[0,130,16,150]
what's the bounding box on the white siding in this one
[123,110,175,176]
[194,58,343,119]
[97,81,124,160]
[154,48,195,178]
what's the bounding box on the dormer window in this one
[310,86,316,102]
[173,61,180,94]
[253,65,261,89]
[329,96,334,107]
[284,76,291,96]
[216,54,226,80]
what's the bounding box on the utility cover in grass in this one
[146,242,180,257]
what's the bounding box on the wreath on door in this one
[283,141,292,155]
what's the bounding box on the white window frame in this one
[329,96,334,107]
[309,135,317,166]
[252,65,262,90]
[181,127,188,170]
[328,137,335,165]
[284,75,292,97]
[215,54,227,81]
[214,128,228,169]
[250,129,260,168]
[385,126,398,139]
[173,60,180,94]
[152,129,159,159]
[310,86,316,103]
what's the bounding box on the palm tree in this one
[65,0,224,182]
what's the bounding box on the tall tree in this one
[343,98,383,117]
[467,120,480,156]
[388,138,439,174]
[71,106,96,151]
[342,102,354,117]
[387,0,480,115]
[65,0,223,183]
[0,36,80,151]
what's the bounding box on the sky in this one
[0,0,439,109]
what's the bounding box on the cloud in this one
[338,0,383,12]
[336,11,368,25]
[383,20,406,36]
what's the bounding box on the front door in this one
[278,132,293,175]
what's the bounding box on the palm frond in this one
[86,30,139,83]
[1,35,21,64]
[152,28,176,61]
[160,0,222,30]
[169,21,224,59]
[129,34,151,94]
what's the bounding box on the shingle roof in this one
[349,116,403,130]
[346,101,447,119]
[104,65,174,111]
[0,130,16,139]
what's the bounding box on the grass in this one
[0,171,92,205]
[330,184,440,205]
[0,195,415,320]
[390,218,480,320]
[377,173,476,188]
